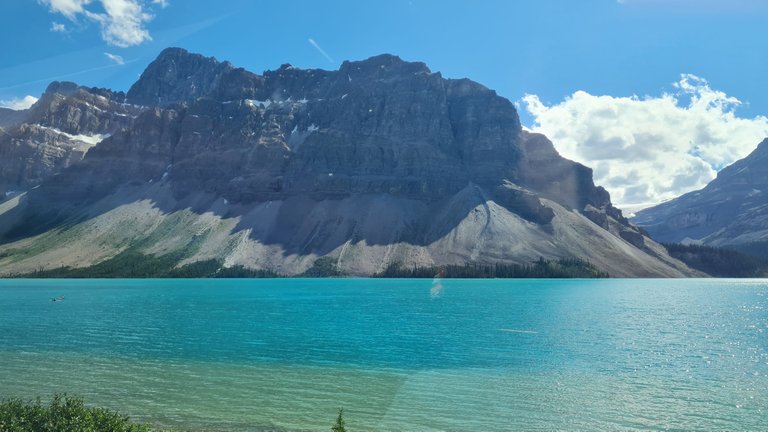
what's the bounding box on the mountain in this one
[0,81,137,199]
[0,48,696,277]
[634,138,768,251]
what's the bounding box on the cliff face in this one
[36,50,613,213]
[634,138,768,248]
[0,82,138,197]
[0,48,695,277]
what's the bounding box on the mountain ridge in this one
[0,48,698,277]
[634,137,768,249]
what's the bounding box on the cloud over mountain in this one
[0,95,38,110]
[523,75,768,210]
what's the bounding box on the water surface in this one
[0,279,766,431]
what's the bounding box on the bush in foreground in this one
[0,394,150,432]
[331,408,347,432]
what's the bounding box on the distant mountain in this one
[0,107,28,128]
[0,82,137,199]
[634,138,768,251]
[0,48,696,277]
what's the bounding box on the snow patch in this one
[246,99,272,109]
[41,126,110,146]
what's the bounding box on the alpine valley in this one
[0,48,698,277]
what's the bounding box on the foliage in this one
[167,260,282,278]
[331,408,346,432]
[373,258,609,278]
[13,249,187,278]
[8,254,281,279]
[663,243,768,277]
[300,257,344,277]
[729,240,768,260]
[0,394,150,432]
[8,250,607,279]
[8,254,606,279]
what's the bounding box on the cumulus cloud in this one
[42,0,89,20]
[40,0,167,47]
[523,74,768,209]
[0,96,39,110]
[104,52,125,64]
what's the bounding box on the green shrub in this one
[301,257,344,277]
[373,258,608,278]
[663,243,768,277]
[331,408,346,432]
[0,394,150,432]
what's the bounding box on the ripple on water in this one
[0,278,766,431]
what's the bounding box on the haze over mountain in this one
[634,138,768,251]
[0,48,696,277]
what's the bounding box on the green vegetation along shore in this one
[3,249,607,279]
[0,395,349,432]
[0,395,150,432]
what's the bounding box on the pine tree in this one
[332,408,347,432]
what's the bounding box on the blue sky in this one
[1,0,767,208]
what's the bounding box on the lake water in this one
[0,279,766,431]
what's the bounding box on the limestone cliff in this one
[0,48,696,277]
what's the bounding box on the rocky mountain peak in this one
[44,81,81,97]
[0,48,693,278]
[126,47,234,106]
[340,54,431,79]
[755,138,768,153]
[634,137,768,247]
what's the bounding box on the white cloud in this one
[40,0,166,47]
[0,96,39,110]
[50,21,67,32]
[41,0,91,20]
[523,74,768,209]
[104,52,125,64]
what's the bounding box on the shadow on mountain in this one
[0,170,569,259]
[0,48,637,274]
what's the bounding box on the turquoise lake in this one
[0,279,766,431]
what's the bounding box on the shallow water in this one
[0,278,766,431]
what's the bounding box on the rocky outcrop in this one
[0,48,696,277]
[0,108,28,128]
[0,83,140,198]
[634,138,768,248]
[36,50,607,211]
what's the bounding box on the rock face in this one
[0,108,28,128]
[0,82,138,197]
[634,138,768,248]
[0,48,696,277]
